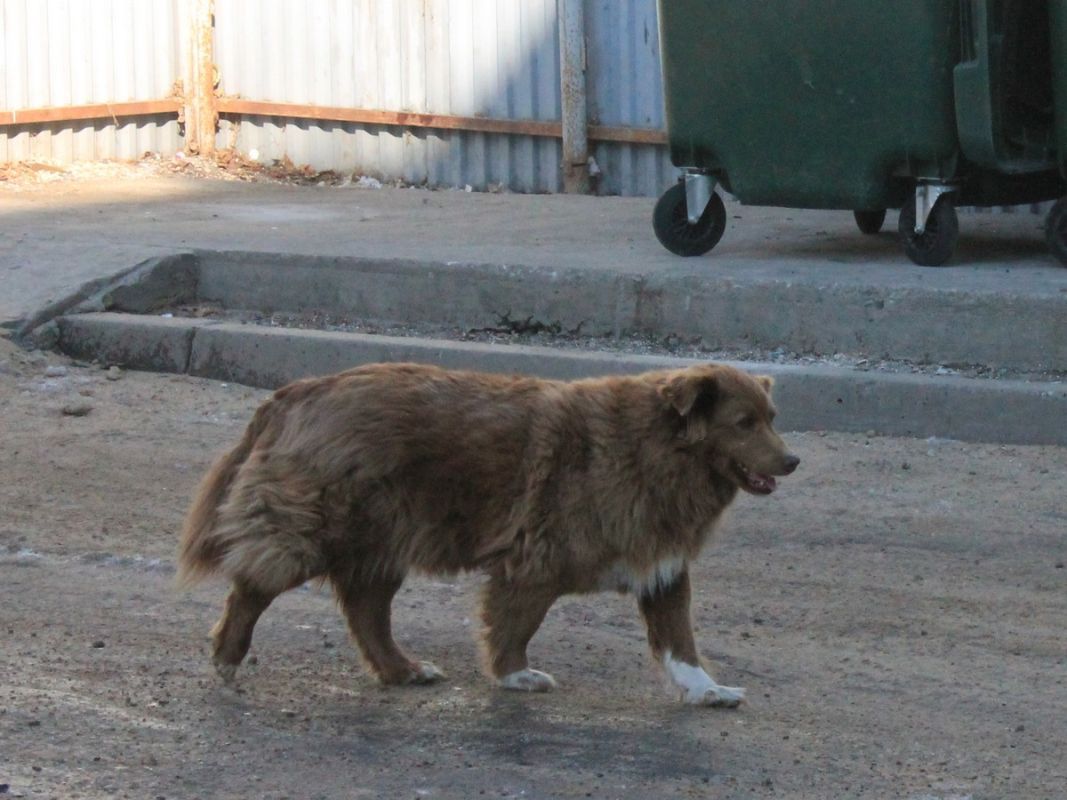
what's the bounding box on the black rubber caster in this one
[853,209,887,235]
[653,182,727,257]
[898,196,958,266]
[1045,197,1067,267]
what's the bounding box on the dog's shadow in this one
[464,692,726,782]
[206,649,734,784]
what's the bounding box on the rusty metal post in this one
[185,0,217,155]
[558,0,590,194]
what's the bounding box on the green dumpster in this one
[653,0,1067,266]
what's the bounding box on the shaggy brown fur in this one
[178,362,798,704]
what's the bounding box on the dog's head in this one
[660,364,799,495]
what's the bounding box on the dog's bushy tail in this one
[176,400,276,587]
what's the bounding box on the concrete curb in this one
[14,252,198,340]
[20,248,1067,374]
[196,250,1067,373]
[56,313,196,374]
[55,312,1067,445]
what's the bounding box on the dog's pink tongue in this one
[749,473,777,493]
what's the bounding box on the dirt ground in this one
[1,335,1065,800]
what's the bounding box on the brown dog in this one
[178,361,798,706]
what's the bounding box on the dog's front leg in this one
[480,572,559,692]
[638,568,745,708]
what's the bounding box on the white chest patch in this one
[598,556,686,596]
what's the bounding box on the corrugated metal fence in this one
[215,0,563,193]
[0,0,187,163]
[585,0,673,196]
[1,0,676,196]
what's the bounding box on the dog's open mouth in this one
[735,463,777,495]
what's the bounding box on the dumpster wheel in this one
[853,210,886,235]
[1045,198,1067,267]
[653,183,726,257]
[898,196,958,267]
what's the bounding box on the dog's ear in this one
[662,372,718,417]
[756,375,774,394]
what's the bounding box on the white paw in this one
[685,684,746,708]
[499,668,557,693]
[664,651,745,709]
[408,661,446,685]
[213,660,238,683]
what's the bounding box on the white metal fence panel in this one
[215,0,567,192]
[3,0,674,194]
[0,0,186,164]
[586,0,675,196]
[213,0,674,195]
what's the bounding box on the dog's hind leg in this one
[209,533,323,683]
[201,455,331,683]
[638,568,745,708]
[335,574,445,686]
[211,581,277,683]
[480,573,559,692]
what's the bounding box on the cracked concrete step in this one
[24,249,1067,376]
[193,250,1067,374]
[55,312,1067,446]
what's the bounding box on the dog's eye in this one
[739,415,757,429]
